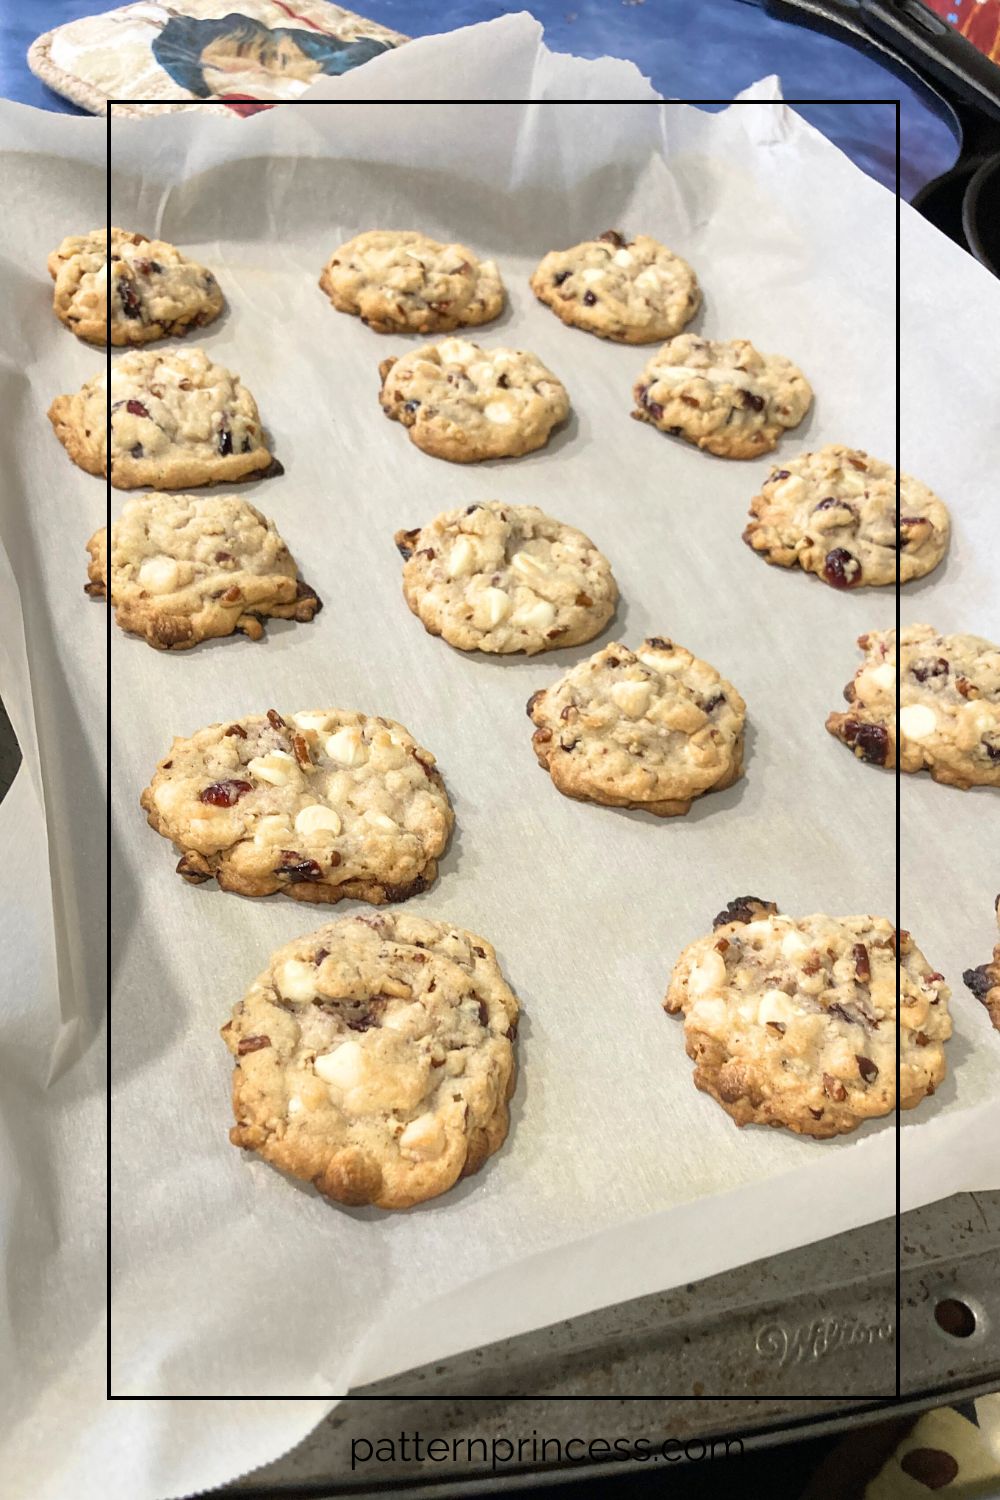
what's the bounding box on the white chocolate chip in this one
[511,597,556,631]
[364,810,398,832]
[446,535,477,578]
[399,1112,446,1160]
[484,400,513,425]
[253,813,293,846]
[510,550,551,581]
[758,989,796,1025]
[771,475,806,503]
[324,727,368,767]
[634,267,661,290]
[781,930,812,961]
[438,337,478,365]
[581,267,606,283]
[287,1095,303,1115]
[689,948,727,997]
[900,703,937,741]
[741,920,775,942]
[246,750,299,787]
[638,650,684,674]
[294,804,342,839]
[869,663,895,692]
[474,586,511,629]
[611,679,653,719]
[277,959,317,1002]
[612,249,634,268]
[292,711,331,734]
[314,1039,364,1090]
[137,557,180,595]
[689,998,729,1033]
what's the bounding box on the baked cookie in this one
[527,637,745,816]
[394,501,617,655]
[48,347,273,490]
[827,626,1000,789]
[963,894,1000,1032]
[378,338,569,463]
[48,227,223,346]
[743,446,950,588]
[632,334,813,460]
[319,230,503,334]
[140,708,453,903]
[664,900,951,1137]
[530,229,700,344]
[87,493,320,650]
[222,911,519,1210]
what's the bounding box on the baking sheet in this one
[1,37,999,1500]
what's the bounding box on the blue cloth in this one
[1,0,959,196]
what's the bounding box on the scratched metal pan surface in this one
[219,1193,1000,1495]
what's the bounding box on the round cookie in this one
[88,493,320,650]
[631,333,813,460]
[527,637,746,816]
[48,347,273,490]
[48,227,224,346]
[827,625,1000,790]
[743,446,950,588]
[140,708,453,903]
[319,230,504,334]
[394,501,617,655]
[378,338,570,463]
[222,911,519,1209]
[530,229,700,344]
[664,901,951,1137]
[963,895,1000,1033]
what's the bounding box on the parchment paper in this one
[1,23,998,1499]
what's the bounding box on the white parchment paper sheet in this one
[0,27,997,1498]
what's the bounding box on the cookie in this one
[530,229,700,344]
[963,895,1000,1032]
[743,446,950,588]
[48,347,273,490]
[827,626,1000,790]
[632,334,813,460]
[378,338,569,463]
[222,911,518,1210]
[319,230,503,335]
[48,227,224,346]
[394,501,617,655]
[88,493,320,650]
[664,900,951,1137]
[527,637,745,816]
[140,708,453,903]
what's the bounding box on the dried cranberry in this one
[478,1000,489,1027]
[768,469,790,482]
[223,723,247,738]
[814,496,854,515]
[822,1073,847,1102]
[215,551,233,563]
[739,390,765,412]
[645,638,672,651]
[713,895,778,929]
[912,657,948,683]
[237,1035,271,1055]
[552,270,571,286]
[703,693,725,713]
[125,399,150,418]
[853,943,871,982]
[403,400,420,414]
[200,779,252,807]
[856,1055,879,1083]
[497,373,510,389]
[583,291,597,306]
[823,548,861,589]
[130,444,144,459]
[983,738,1000,762]
[597,230,626,247]
[278,852,323,882]
[964,965,994,1000]
[218,424,233,457]
[119,281,142,318]
[526,690,544,717]
[637,386,664,421]
[842,719,889,766]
